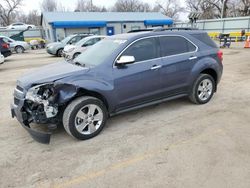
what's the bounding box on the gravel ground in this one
[0,43,250,188]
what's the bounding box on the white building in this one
[41,12,173,42]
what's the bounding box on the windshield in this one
[74,38,127,66]
[61,35,73,43]
[75,37,91,46]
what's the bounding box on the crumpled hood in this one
[18,61,89,89]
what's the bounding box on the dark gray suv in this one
[11,29,223,144]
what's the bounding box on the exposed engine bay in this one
[23,83,78,124]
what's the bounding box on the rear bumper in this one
[2,50,12,57]
[11,102,52,144]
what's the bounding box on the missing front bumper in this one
[11,106,52,144]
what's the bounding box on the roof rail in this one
[128,27,198,33]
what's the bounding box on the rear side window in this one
[122,38,159,62]
[159,36,196,57]
[191,33,217,48]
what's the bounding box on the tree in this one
[75,0,107,12]
[0,0,23,26]
[153,0,185,20]
[112,0,151,12]
[40,0,58,12]
[17,10,41,25]
[186,0,229,19]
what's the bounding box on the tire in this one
[63,96,108,140]
[56,48,63,57]
[189,74,215,104]
[73,52,80,59]
[15,46,25,53]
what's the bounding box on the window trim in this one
[159,35,197,58]
[113,35,198,68]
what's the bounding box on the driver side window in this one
[122,38,158,62]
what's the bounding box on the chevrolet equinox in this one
[11,29,223,144]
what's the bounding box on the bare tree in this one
[153,0,185,20]
[112,0,151,12]
[17,10,41,25]
[0,0,23,26]
[75,0,107,12]
[41,0,58,12]
[186,0,229,19]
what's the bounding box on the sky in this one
[20,0,188,20]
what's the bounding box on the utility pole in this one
[221,0,226,19]
[90,0,93,11]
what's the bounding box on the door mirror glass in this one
[116,56,135,65]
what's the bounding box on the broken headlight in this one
[26,83,58,118]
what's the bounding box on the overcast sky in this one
[20,0,188,20]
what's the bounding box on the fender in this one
[54,79,115,111]
[187,56,222,90]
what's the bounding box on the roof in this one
[108,30,206,40]
[42,12,172,23]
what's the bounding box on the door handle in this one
[189,56,197,60]
[150,65,162,70]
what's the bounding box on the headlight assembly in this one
[25,83,58,118]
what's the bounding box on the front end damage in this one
[11,82,78,144]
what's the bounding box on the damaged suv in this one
[11,29,223,144]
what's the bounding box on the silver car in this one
[46,34,92,57]
[63,35,106,60]
[1,36,30,53]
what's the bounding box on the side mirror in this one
[116,56,135,65]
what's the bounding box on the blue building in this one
[41,12,173,42]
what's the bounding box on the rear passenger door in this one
[159,36,197,96]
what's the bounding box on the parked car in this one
[46,34,92,57]
[0,37,11,58]
[11,29,223,144]
[0,36,30,53]
[7,22,35,30]
[63,35,106,60]
[0,52,4,64]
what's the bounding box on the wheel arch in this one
[200,68,218,91]
[74,88,109,111]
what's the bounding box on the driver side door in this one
[113,37,163,111]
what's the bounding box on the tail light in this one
[2,43,9,49]
[217,50,223,63]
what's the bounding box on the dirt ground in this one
[0,43,250,188]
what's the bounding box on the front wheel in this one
[56,48,63,57]
[63,96,108,140]
[189,74,215,104]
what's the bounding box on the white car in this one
[1,36,30,53]
[63,35,106,60]
[0,52,4,64]
[7,22,35,30]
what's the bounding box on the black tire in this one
[56,48,63,57]
[189,74,215,104]
[15,46,25,53]
[73,52,80,59]
[63,96,108,140]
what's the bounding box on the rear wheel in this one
[63,96,108,140]
[15,46,24,53]
[189,74,215,104]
